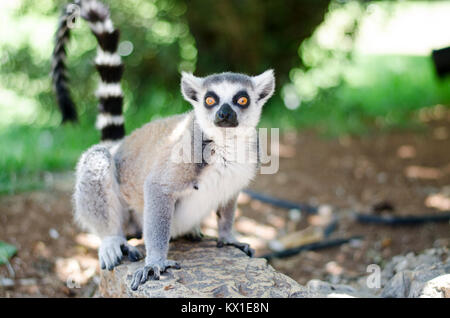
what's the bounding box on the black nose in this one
[215,104,238,127]
[217,104,233,120]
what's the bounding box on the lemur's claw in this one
[121,244,143,262]
[130,260,181,291]
[217,240,255,257]
[108,257,121,271]
[241,244,255,257]
[99,237,143,271]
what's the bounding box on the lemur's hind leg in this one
[74,145,142,270]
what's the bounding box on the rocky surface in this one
[309,247,450,298]
[380,248,450,298]
[99,240,449,298]
[99,239,308,298]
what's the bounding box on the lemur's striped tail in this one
[51,4,78,122]
[51,0,125,141]
[83,0,125,141]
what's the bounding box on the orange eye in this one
[205,97,216,106]
[237,96,248,106]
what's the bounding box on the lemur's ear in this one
[181,72,203,104]
[252,69,275,106]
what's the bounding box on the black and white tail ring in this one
[51,4,79,122]
[51,0,125,141]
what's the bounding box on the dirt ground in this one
[1,106,449,297]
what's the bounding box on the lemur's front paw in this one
[217,238,255,257]
[99,236,143,271]
[130,259,181,291]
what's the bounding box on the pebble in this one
[288,209,302,222]
[49,228,59,239]
[0,277,15,287]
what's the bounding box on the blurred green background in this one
[1,0,449,194]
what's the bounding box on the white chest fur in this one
[170,158,256,238]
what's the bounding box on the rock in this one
[304,247,450,298]
[99,239,449,298]
[419,274,450,298]
[381,262,450,298]
[380,248,449,285]
[380,247,449,298]
[99,238,308,298]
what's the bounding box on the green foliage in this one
[0,0,197,128]
[0,119,97,194]
[268,55,450,136]
[0,241,17,265]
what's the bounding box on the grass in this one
[1,54,449,194]
[0,121,98,194]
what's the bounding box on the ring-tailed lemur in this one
[52,0,275,291]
